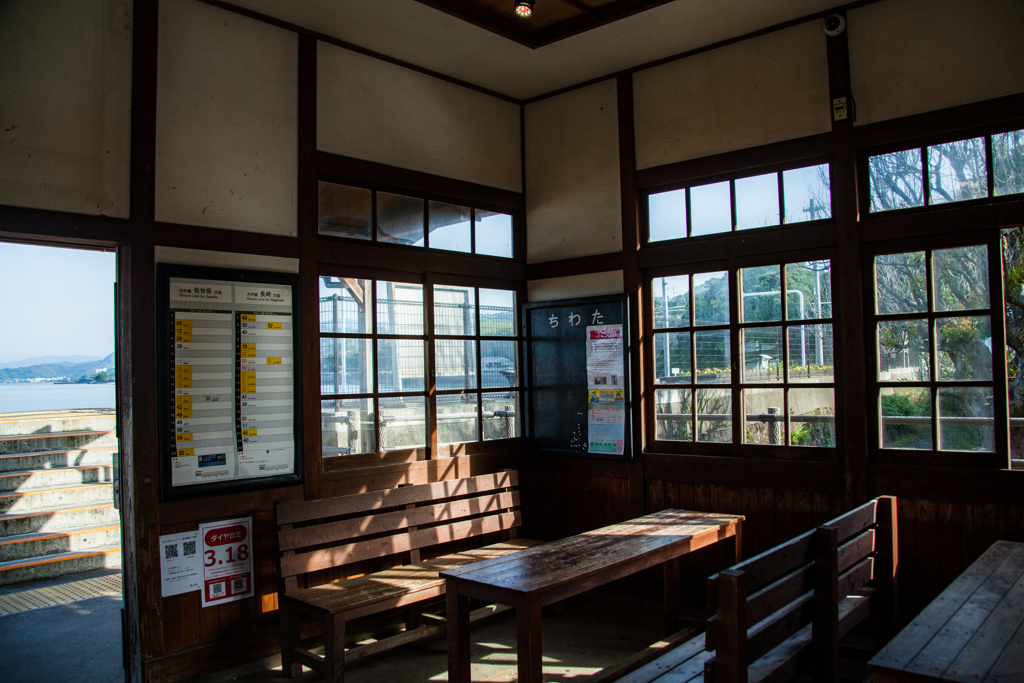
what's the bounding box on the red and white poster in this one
[199,516,254,607]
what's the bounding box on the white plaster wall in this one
[848,0,1024,125]
[0,0,131,217]
[318,43,521,193]
[154,246,299,273]
[634,21,831,170]
[528,271,624,303]
[155,0,298,235]
[525,81,621,264]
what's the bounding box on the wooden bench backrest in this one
[276,470,522,590]
[705,495,897,683]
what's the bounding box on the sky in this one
[0,242,116,365]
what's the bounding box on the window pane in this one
[319,277,372,333]
[649,188,687,242]
[654,332,691,384]
[322,398,375,455]
[938,387,994,452]
[877,320,930,381]
[880,387,932,450]
[377,339,424,393]
[438,393,478,445]
[690,181,731,236]
[428,201,471,252]
[875,252,927,314]
[783,164,831,223]
[476,210,513,257]
[869,149,924,212]
[434,285,475,336]
[435,339,477,391]
[480,289,516,336]
[741,327,782,383]
[933,245,989,312]
[320,338,371,395]
[318,182,371,240]
[376,281,423,335]
[785,261,832,320]
[790,388,835,447]
[735,173,780,230]
[742,388,784,445]
[928,137,988,205]
[936,316,992,381]
[789,324,833,383]
[695,330,730,383]
[653,275,690,329]
[696,388,731,443]
[483,392,520,440]
[377,192,424,246]
[481,340,517,389]
[1002,228,1024,464]
[993,129,1024,197]
[741,265,781,322]
[694,271,729,326]
[378,395,425,449]
[655,388,692,441]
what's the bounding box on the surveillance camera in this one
[824,14,846,37]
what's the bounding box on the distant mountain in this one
[0,355,102,369]
[0,353,115,382]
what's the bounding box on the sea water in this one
[0,383,116,413]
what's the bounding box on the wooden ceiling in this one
[413,0,677,48]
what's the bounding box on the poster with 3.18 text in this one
[199,517,253,607]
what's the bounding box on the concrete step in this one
[0,409,116,437]
[0,545,121,586]
[0,503,120,536]
[0,430,117,455]
[0,524,121,562]
[0,447,116,473]
[0,483,114,514]
[0,466,114,493]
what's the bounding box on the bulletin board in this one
[523,294,631,459]
[156,265,303,501]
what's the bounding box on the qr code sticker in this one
[231,578,247,593]
[183,540,196,556]
[164,544,178,560]
[211,582,225,596]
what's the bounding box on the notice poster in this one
[586,325,624,390]
[199,517,253,607]
[586,324,626,454]
[167,275,295,488]
[159,530,202,597]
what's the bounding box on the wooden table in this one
[869,540,1024,683]
[442,509,744,683]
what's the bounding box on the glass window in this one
[428,201,471,252]
[993,129,1024,197]
[873,246,996,454]
[377,192,424,246]
[1002,228,1024,469]
[928,138,987,205]
[869,149,924,213]
[783,164,831,223]
[318,183,371,240]
[476,211,513,257]
[649,188,687,242]
[690,181,732,237]
[735,173,779,230]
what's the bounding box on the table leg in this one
[517,594,543,683]
[663,557,681,632]
[446,582,471,683]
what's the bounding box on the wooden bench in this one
[275,470,540,682]
[617,496,898,683]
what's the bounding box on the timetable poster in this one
[169,277,295,488]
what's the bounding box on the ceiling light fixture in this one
[515,1,533,19]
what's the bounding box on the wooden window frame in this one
[643,246,842,462]
[864,230,1010,469]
